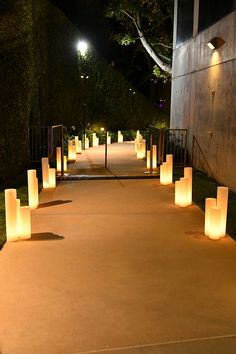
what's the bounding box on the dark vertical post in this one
[82,76,86,150]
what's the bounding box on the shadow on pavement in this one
[28,232,64,241]
[39,200,72,208]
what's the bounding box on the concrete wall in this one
[171,8,236,191]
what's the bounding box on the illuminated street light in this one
[77,40,90,149]
[77,40,88,56]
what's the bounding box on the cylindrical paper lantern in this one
[175,180,181,205]
[217,186,228,237]
[184,167,192,206]
[64,156,68,172]
[166,154,173,184]
[41,157,49,188]
[18,206,31,240]
[118,131,123,143]
[152,145,157,169]
[208,207,222,240]
[27,169,39,209]
[49,168,56,188]
[56,147,61,172]
[179,177,189,207]
[204,198,217,236]
[85,137,89,149]
[146,150,150,169]
[160,162,168,185]
[5,189,18,241]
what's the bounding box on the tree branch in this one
[121,9,172,74]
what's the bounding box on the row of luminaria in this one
[5,138,228,242]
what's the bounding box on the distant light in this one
[77,40,89,56]
[100,127,105,131]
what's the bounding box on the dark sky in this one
[50,0,171,108]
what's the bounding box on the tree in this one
[105,0,173,80]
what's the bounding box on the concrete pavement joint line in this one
[68,334,236,354]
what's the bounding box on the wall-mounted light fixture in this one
[207,37,225,50]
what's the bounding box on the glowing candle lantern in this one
[166,154,173,183]
[27,169,39,209]
[68,140,76,161]
[41,157,49,188]
[146,150,150,168]
[204,198,217,236]
[208,207,222,240]
[141,139,146,158]
[85,137,89,149]
[160,162,168,185]
[18,206,31,240]
[5,189,18,241]
[92,133,96,147]
[49,168,56,188]
[184,167,192,205]
[118,131,123,143]
[217,186,228,237]
[152,145,157,168]
[75,136,80,153]
[78,140,82,153]
[179,177,189,207]
[175,180,181,205]
[56,147,62,172]
[136,140,143,159]
[64,156,68,172]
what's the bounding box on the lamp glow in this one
[175,181,181,205]
[85,137,89,149]
[118,131,123,143]
[64,156,68,172]
[5,189,18,241]
[56,147,62,172]
[146,150,150,168]
[217,186,228,237]
[18,206,31,240]
[160,162,169,185]
[77,40,88,56]
[49,168,56,188]
[41,157,49,188]
[204,198,217,236]
[107,133,111,145]
[166,154,173,183]
[208,207,222,240]
[184,167,192,205]
[152,145,157,168]
[179,177,189,207]
[27,169,39,209]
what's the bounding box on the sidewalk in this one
[0,178,236,354]
[67,141,147,176]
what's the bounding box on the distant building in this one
[171,0,236,191]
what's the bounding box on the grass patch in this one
[174,168,236,241]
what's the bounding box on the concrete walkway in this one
[1,179,236,354]
[68,141,147,176]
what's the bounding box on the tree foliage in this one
[104,0,173,79]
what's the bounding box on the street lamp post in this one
[77,40,89,150]
[81,74,89,150]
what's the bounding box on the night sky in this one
[50,0,171,109]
